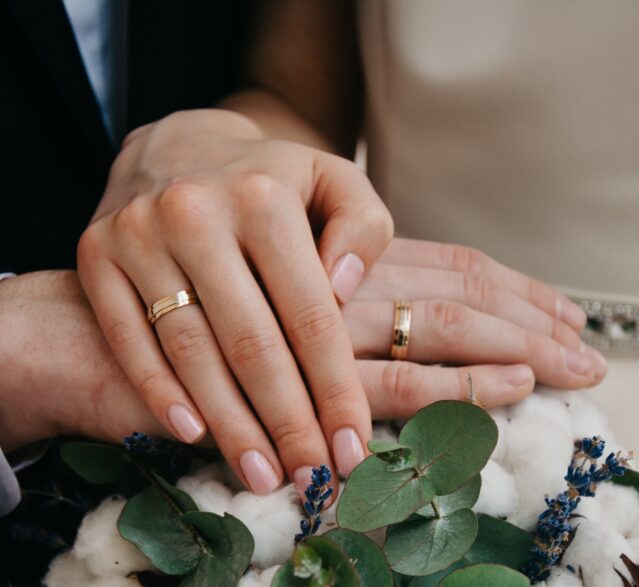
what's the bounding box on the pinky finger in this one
[359,361,535,420]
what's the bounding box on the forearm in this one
[219,89,339,155]
[219,0,363,158]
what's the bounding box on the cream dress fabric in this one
[358,0,639,448]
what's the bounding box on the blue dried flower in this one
[524,436,631,583]
[295,465,333,543]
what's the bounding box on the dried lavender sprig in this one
[295,465,333,543]
[524,436,632,583]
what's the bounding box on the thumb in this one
[311,151,394,304]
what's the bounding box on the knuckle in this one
[165,327,214,364]
[315,378,359,413]
[227,327,278,368]
[448,244,486,273]
[462,272,492,311]
[269,417,312,451]
[107,318,141,350]
[361,206,395,245]
[291,302,341,347]
[157,182,208,227]
[77,225,104,266]
[382,361,421,406]
[136,370,170,404]
[233,172,282,212]
[428,300,468,342]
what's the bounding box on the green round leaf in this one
[407,560,467,587]
[271,537,359,586]
[118,485,200,575]
[60,442,127,484]
[465,515,533,570]
[399,401,498,496]
[417,476,481,518]
[439,563,530,586]
[384,509,478,576]
[180,512,254,587]
[337,456,436,532]
[325,528,393,586]
[612,468,639,493]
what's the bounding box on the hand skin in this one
[0,262,599,456]
[77,107,393,500]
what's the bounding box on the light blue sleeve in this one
[0,447,20,517]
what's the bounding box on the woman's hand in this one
[77,109,393,497]
[341,239,606,415]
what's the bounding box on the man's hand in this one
[77,109,393,497]
[0,271,163,453]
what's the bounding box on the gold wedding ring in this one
[391,300,412,360]
[147,289,199,325]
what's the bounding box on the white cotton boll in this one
[238,565,280,586]
[87,577,141,587]
[594,484,639,537]
[44,552,96,587]
[486,407,511,464]
[372,423,399,444]
[474,459,518,518]
[228,484,300,568]
[543,567,584,586]
[562,522,634,587]
[74,496,154,577]
[565,392,618,449]
[177,475,233,515]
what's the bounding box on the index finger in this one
[380,238,587,331]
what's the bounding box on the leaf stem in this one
[431,499,441,519]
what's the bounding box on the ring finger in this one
[344,299,607,389]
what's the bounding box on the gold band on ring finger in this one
[391,300,412,360]
[147,289,200,326]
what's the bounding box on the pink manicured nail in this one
[557,298,587,330]
[562,347,594,377]
[332,428,364,477]
[583,345,608,379]
[167,403,205,443]
[293,466,315,502]
[240,450,280,495]
[501,365,534,389]
[330,253,365,304]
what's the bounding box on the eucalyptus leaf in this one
[118,484,201,575]
[417,476,481,518]
[612,469,639,493]
[465,515,533,570]
[406,560,466,587]
[325,528,393,586]
[398,402,497,497]
[293,545,323,578]
[438,563,530,586]
[337,456,435,532]
[271,537,359,586]
[384,509,478,576]
[368,440,409,453]
[154,473,198,513]
[60,442,127,484]
[180,511,254,587]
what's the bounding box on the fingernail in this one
[167,403,205,443]
[330,253,365,304]
[332,428,364,477]
[562,347,595,377]
[501,365,533,389]
[293,466,315,502]
[239,450,280,495]
[583,345,608,379]
[557,298,587,330]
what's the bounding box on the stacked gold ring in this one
[147,289,199,325]
[391,300,412,360]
